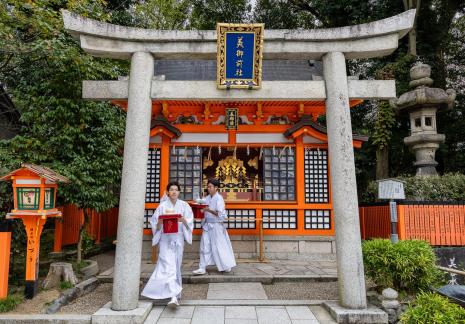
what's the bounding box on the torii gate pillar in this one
[323,52,366,308]
[112,52,154,310]
[62,9,415,318]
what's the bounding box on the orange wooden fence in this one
[359,205,391,240]
[53,205,118,252]
[360,203,465,246]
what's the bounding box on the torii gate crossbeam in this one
[62,9,415,315]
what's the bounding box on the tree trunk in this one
[77,226,83,264]
[404,0,420,56]
[376,148,389,180]
[43,262,78,289]
[408,27,417,56]
[76,209,89,264]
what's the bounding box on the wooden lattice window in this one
[225,209,256,229]
[304,148,329,203]
[305,210,331,229]
[170,147,202,200]
[145,148,161,203]
[144,209,155,229]
[263,147,295,201]
[262,209,297,229]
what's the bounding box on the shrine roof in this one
[1,163,70,183]
[284,115,369,142]
[151,114,182,137]
[154,60,322,81]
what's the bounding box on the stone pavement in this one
[98,259,338,284]
[143,304,335,324]
[142,282,336,323]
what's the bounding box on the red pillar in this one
[0,231,11,299]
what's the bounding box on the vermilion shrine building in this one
[112,60,369,260]
[62,9,415,314]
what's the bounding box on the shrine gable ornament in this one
[217,23,264,89]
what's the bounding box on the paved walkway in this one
[144,304,335,324]
[141,282,336,323]
[98,259,338,283]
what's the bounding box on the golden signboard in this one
[217,23,264,89]
[225,108,239,129]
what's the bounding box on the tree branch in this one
[0,54,14,71]
[288,0,323,23]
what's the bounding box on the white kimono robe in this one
[199,193,236,271]
[141,199,193,300]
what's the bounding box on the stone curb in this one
[144,298,336,306]
[0,314,91,323]
[45,277,99,314]
[80,260,99,279]
[98,274,338,284]
[323,301,388,324]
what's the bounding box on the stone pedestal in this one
[92,301,152,324]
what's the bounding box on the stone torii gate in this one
[62,9,415,315]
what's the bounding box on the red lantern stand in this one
[1,164,69,299]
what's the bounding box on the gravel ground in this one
[59,283,113,314]
[263,281,339,300]
[6,289,61,314]
[58,283,208,314]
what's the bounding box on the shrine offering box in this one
[189,203,208,219]
[159,214,181,233]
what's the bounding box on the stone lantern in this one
[391,64,456,176]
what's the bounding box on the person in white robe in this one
[141,182,193,308]
[193,178,236,275]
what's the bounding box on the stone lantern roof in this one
[392,64,456,113]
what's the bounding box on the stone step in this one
[143,303,337,324]
[98,273,337,284]
[144,299,331,306]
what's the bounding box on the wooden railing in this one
[53,205,118,252]
[359,202,465,246]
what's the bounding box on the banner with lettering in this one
[217,23,264,89]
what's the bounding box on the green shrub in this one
[0,295,23,313]
[362,173,465,203]
[400,292,465,323]
[362,239,444,293]
[59,281,73,290]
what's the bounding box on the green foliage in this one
[75,260,90,272]
[0,295,23,313]
[0,0,127,212]
[372,101,396,151]
[400,292,465,324]
[132,0,190,29]
[190,0,251,29]
[81,229,95,257]
[59,281,74,290]
[253,0,317,29]
[363,173,465,203]
[362,239,443,293]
